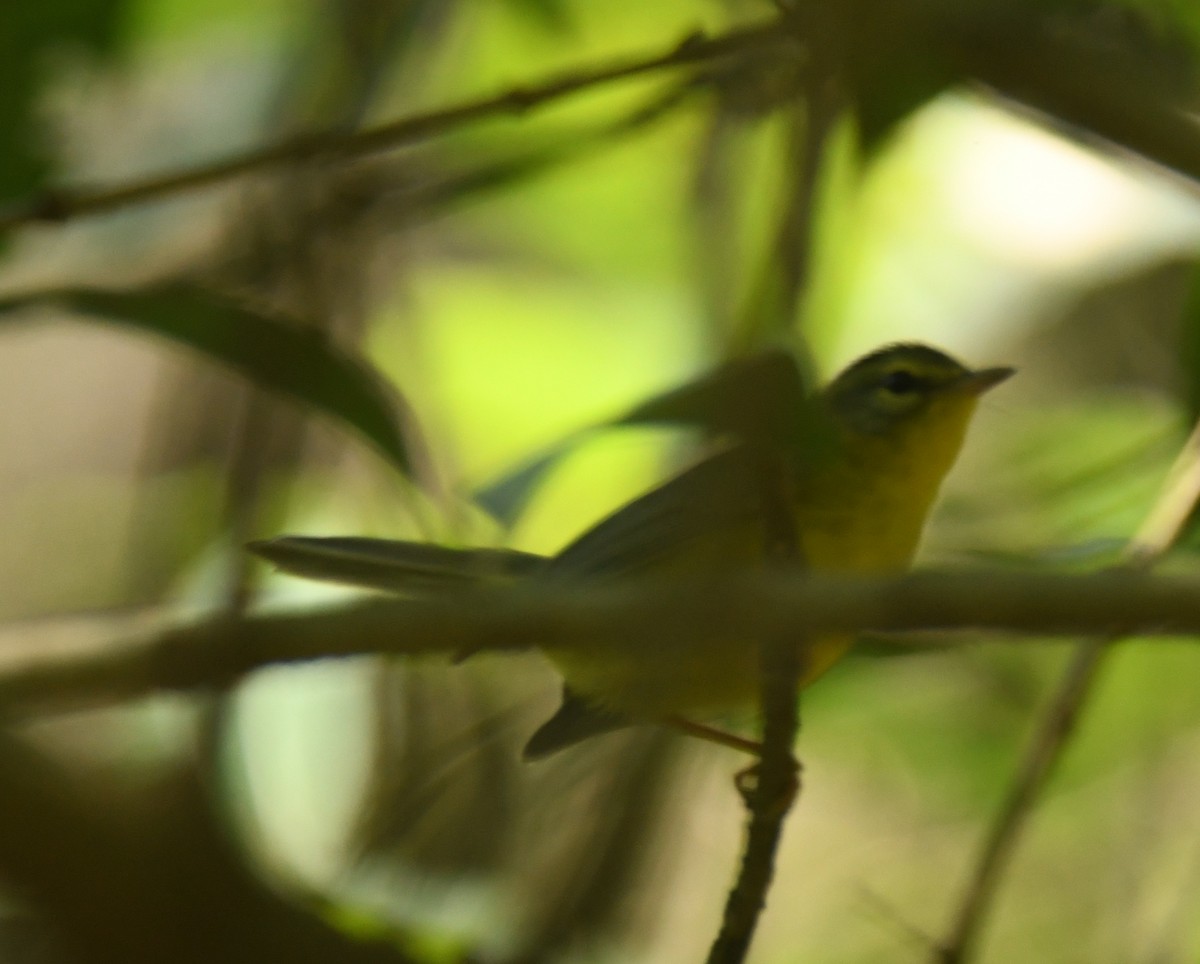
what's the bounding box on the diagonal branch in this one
[935,419,1200,964]
[0,18,793,232]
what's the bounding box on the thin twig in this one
[0,19,791,232]
[705,6,838,945]
[706,456,806,964]
[766,2,843,338]
[704,639,799,964]
[936,420,1200,964]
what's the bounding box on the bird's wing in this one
[547,446,791,580]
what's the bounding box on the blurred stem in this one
[729,2,840,355]
[936,418,1200,964]
[708,12,837,948]
[771,69,837,332]
[0,18,791,231]
[192,387,281,772]
[219,390,281,612]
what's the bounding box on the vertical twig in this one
[936,419,1200,964]
[729,2,841,356]
[706,458,804,964]
[706,8,840,956]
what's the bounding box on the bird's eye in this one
[881,369,920,394]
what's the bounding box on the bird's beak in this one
[956,366,1015,395]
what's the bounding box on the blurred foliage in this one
[1,0,1200,963]
[0,2,130,212]
[0,285,419,474]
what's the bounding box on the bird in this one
[251,343,1013,759]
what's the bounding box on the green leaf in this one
[946,0,1200,180]
[504,0,574,34]
[0,286,416,476]
[475,349,813,526]
[474,433,588,525]
[0,2,130,206]
[840,0,1200,160]
[614,348,811,444]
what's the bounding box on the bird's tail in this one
[249,536,546,594]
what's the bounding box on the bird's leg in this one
[664,716,801,809]
[733,755,802,812]
[665,715,763,755]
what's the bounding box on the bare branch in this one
[706,12,842,945]
[706,455,808,962]
[1,567,1200,718]
[0,19,793,232]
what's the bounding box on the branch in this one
[707,455,807,964]
[935,420,1200,964]
[707,10,842,943]
[0,19,792,232]
[3,567,1200,717]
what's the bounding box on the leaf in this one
[503,0,575,34]
[475,349,814,526]
[0,286,416,476]
[839,0,1200,161]
[614,348,813,445]
[946,0,1200,180]
[474,433,588,526]
[846,22,960,151]
[0,2,130,207]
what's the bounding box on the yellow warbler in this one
[252,343,1012,758]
